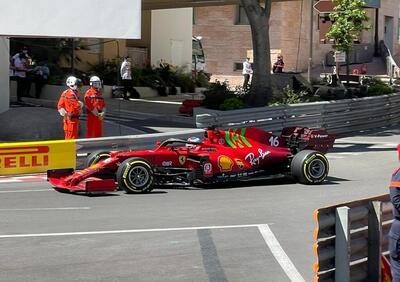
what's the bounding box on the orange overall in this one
[57,89,81,139]
[84,87,105,138]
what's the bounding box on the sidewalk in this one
[0,94,196,142]
[308,56,387,79]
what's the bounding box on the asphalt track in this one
[0,127,398,282]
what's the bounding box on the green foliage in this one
[136,63,203,93]
[202,81,249,110]
[219,97,245,111]
[195,71,211,88]
[367,78,395,96]
[326,0,370,53]
[271,86,321,105]
[87,59,119,85]
[203,81,236,110]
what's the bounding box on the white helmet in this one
[90,76,102,89]
[66,76,78,90]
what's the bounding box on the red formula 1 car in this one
[48,127,335,194]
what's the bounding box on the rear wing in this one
[281,127,336,154]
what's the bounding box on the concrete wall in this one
[193,5,253,76]
[151,8,192,70]
[9,81,161,101]
[0,37,9,113]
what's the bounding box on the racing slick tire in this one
[291,150,329,184]
[86,150,111,167]
[116,157,154,193]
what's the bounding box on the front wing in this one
[47,169,116,194]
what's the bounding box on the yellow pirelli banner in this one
[0,140,76,175]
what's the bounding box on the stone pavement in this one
[0,94,196,142]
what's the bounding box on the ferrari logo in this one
[179,156,186,165]
[235,159,244,169]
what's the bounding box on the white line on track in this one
[258,225,305,282]
[0,224,263,239]
[0,179,23,183]
[0,222,303,280]
[0,189,51,193]
[335,139,397,146]
[0,207,90,211]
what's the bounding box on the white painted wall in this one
[0,37,9,113]
[151,8,192,71]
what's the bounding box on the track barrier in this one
[313,194,392,282]
[195,93,400,135]
[0,140,76,175]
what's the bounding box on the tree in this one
[326,0,370,80]
[240,0,273,107]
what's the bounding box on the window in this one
[85,38,101,54]
[234,62,243,71]
[234,61,254,72]
[192,38,205,63]
[236,5,249,25]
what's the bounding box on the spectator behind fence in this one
[273,53,285,73]
[13,52,29,102]
[32,62,50,98]
[120,56,133,100]
[242,57,252,89]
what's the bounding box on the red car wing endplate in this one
[47,169,116,194]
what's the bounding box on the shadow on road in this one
[331,143,396,154]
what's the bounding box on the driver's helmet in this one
[186,136,201,148]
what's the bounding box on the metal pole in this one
[194,55,197,80]
[367,201,382,282]
[335,206,350,282]
[307,0,314,82]
[71,38,75,75]
[374,8,379,56]
[115,40,120,86]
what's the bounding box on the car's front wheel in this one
[116,158,154,193]
[291,150,329,184]
[86,150,111,167]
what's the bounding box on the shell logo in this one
[218,155,234,172]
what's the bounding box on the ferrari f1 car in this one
[48,127,335,194]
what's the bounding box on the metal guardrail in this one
[195,93,400,135]
[313,194,392,282]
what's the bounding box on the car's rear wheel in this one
[291,150,329,184]
[116,158,154,193]
[86,150,111,167]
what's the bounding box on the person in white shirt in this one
[120,56,133,100]
[13,53,29,102]
[242,57,252,89]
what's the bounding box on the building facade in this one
[193,0,400,84]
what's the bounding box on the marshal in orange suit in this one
[57,76,82,139]
[84,76,106,138]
